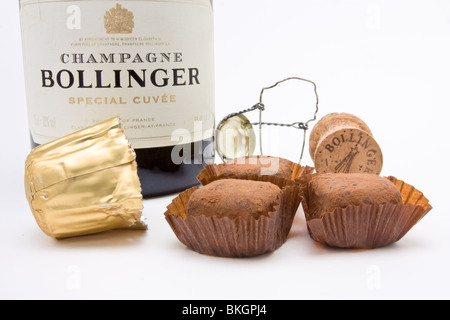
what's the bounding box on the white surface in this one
[1,0,450,300]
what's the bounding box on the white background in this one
[1,0,449,300]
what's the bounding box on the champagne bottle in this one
[20,0,215,197]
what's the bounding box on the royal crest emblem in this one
[104,4,135,34]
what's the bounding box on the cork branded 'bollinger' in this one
[19,0,215,197]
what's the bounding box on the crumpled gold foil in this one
[24,117,146,239]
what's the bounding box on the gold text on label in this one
[68,95,177,105]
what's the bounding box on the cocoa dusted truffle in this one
[165,176,302,258]
[187,179,281,220]
[221,156,295,179]
[307,173,402,219]
[301,174,432,249]
[197,156,314,186]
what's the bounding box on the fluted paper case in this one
[165,173,302,258]
[301,175,432,249]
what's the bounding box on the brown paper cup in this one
[292,164,315,182]
[301,175,432,249]
[164,175,302,258]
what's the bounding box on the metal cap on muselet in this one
[215,77,319,164]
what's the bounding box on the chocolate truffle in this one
[187,179,281,220]
[301,174,432,249]
[197,156,314,187]
[307,173,402,219]
[220,156,294,179]
[165,176,302,258]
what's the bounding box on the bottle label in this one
[20,0,215,149]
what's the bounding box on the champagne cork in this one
[309,113,383,175]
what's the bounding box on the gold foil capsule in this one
[24,117,146,240]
